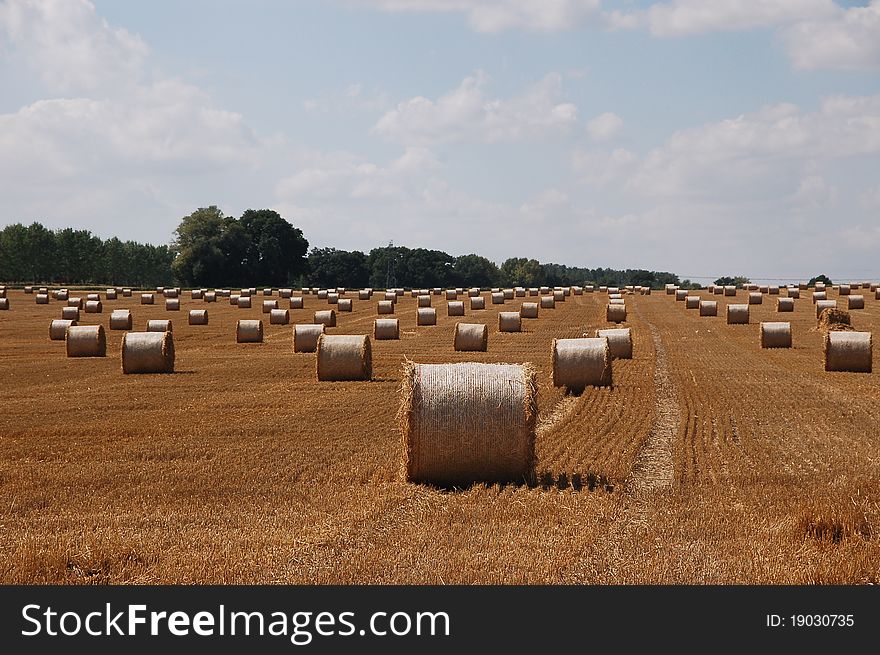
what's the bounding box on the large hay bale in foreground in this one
[596,327,633,359]
[777,298,795,312]
[49,319,76,340]
[122,331,175,373]
[726,304,749,324]
[62,306,80,321]
[552,337,611,390]
[377,300,394,314]
[110,309,132,330]
[314,309,336,327]
[417,307,437,326]
[236,319,263,343]
[520,302,538,318]
[374,318,399,340]
[470,296,485,310]
[293,323,324,352]
[447,300,465,316]
[824,331,872,372]
[498,311,522,332]
[188,309,208,325]
[66,325,106,357]
[400,362,537,486]
[607,303,627,323]
[146,319,172,332]
[316,334,372,381]
[848,295,865,310]
[270,308,290,325]
[760,322,792,349]
[454,323,488,351]
[699,300,717,316]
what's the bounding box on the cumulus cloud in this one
[372,70,577,144]
[586,112,623,141]
[781,1,880,70]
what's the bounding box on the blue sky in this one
[1,1,879,282]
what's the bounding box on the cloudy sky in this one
[1,0,879,282]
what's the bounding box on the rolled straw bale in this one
[815,282,826,292]
[491,292,505,304]
[337,298,352,312]
[609,298,626,305]
[521,302,538,319]
[777,297,795,312]
[316,334,372,381]
[713,286,724,295]
[314,309,336,327]
[503,289,515,300]
[848,295,865,310]
[748,292,763,305]
[262,300,278,313]
[121,331,174,373]
[36,293,49,304]
[146,319,172,332]
[541,286,551,294]
[707,285,715,293]
[62,306,80,320]
[24,286,33,294]
[685,295,700,309]
[787,287,800,299]
[498,311,522,332]
[665,284,676,295]
[110,309,132,330]
[359,290,371,300]
[38,287,47,293]
[397,288,406,297]
[418,294,432,307]
[374,318,400,340]
[269,308,290,325]
[643,287,652,295]
[609,293,623,300]
[596,327,633,359]
[816,299,837,318]
[188,309,209,325]
[446,290,458,300]
[240,288,252,297]
[165,298,179,311]
[453,323,488,351]
[812,291,827,303]
[447,300,465,316]
[378,300,394,314]
[290,296,304,309]
[66,325,106,357]
[528,288,539,296]
[758,285,769,294]
[540,295,555,309]
[470,296,485,310]
[585,285,594,293]
[876,289,880,301]
[824,331,872,372]
[760,322,792,349]
[141,293,154,305]
[818,308,851,332]
[417,307,437,326]
[190,289,203,300]
[455,288,464,295]
[85,300,103,313]
[317,289,328,299]
[468,288,480,297]
[302,287,311,295]
[263,288,273,296]
[230,294,241,306]
[204,291,217,302]
[769,286,779,295]
[337,287,347,295]
[515,287,526,297]
[280,288,292,298]
[236,319,263,343]
[122,288,132,297]
[106,288,118,300]
[552,337,611,390]
[50,319,76,340]
[410,290,419,298]
[430,288,441,296]
[400,361,536,485]
[237,296,252,309]
[724,285,736,296]
[675,289,687,301]
[699,300,718,316]
[607,303,627,322]
[839,284,851,296]
[87,293,100,302]
[384,291,397,303]
[163,288,179,298]
[327,292,339,304]
[156,286,165,294]
[294,323,324,352]
[726,303,749,324]
[608,287,620,294]
[553,290,565,302]
[573,286,583,295]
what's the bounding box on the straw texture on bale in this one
[49,319,76,340]
[553,290,565,302]
[573,286,583,295]
[204,291,216,303]
[0,298,7,310]
[552,337,612,390]
[503,289,515,300]
[712,286,723,295]
[66,325,106,357]
[263,288,273,296]
[230,294,241,306]
[336,298,352,312]
[675,289,687,301]
[815,299,837,318]
[467,288,479,297]
[769,286,779,295]
[163,288,179,298]
[724,286,736,296]
[191,289,203,300]
[607,303,627,322]
[188,309,209,325]
[839,284,851,296]
[498,311,522,333]
[824,331,872,372]
[165,298,179,311]
[540,295,555,309]
[62,306,80,320]
[685,295,700,309]
[109,309,132,330]
[777,297,795,312]
[374,318,400,340]
[453,322,488,351]
[609,293,623,300]
[122,331,175,374]
[262,300,278,313]
[384,292,397,303]
[520,302,538,318]
[85,300,103,313]
[106,289,118,300]
[290,296,304,309]
[24,286,33,294]
[68,298,83,308]
[328,293,339,304]
[377,300,394,315]
[122,288,132,297]
[787,288,800,299]
[400,362,537,485]
[36,294,49,304]
[469,296,485,310]
[748,292,763,305]
[293,323,324,352]
[609,298,626,305]
[146,319,172,332]
[848,295,865,310]
[699,300,718,316]
[87,293,100,302]
[817,308,852,332]
[491,292,504,304]
[417,307,437,326]
[238,296,252,309]
[270,309,290,325]
[359,290,371,300]
[236,319,263,343]
[812,291,827,303]
[726,304,749,324]
[447,300,465,316]
[316,334,372,381]
[760,322,792,349]
[596,327,633,360]
[140,293,154,305]
[445,290,457,300]
[313,309,337,327]
[418,295,431,307]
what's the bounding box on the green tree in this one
[808,274,833,286]
[714,275,751,287]
[307,248,370,288]
[500,257,543,287]
[239,209,309,286]
[452,254,501,288]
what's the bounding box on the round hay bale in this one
[374,318,400,340]
[839,284,851,296]
[384,291,397,303]
[665,284,675,295]
[109,309,132,330]
[165,298,180,311]
[503,289,515,300]
[468,288,480,297]
[106,288,118,300]
[410,290,419,298]
[190,289,203,300]
[787,287,800,299]
[66,325,106,357]
[240,288,252,297]
[0,298,9,310]
[36,293,49,304]
[417,307,437,326]
[62,306,80,321]
[817,307,851,331]
[24,286,33,294]
[87,293,100,302]
[418,294,432,307]
[491,292,505,305]
[156,286,165,294]
[237,296,252,309]
[748,292,763,305]
[188,309,208,325]
[85,300,103,313]
[596,327,632,359]
[204,291,217,303]
[552,337,611,390]
[607,304,627,322]
[230,294,241,306]
[520,302,538,318]
[163,288,179,298]
[675,289,687,301]
[760,322,792,349]
[337,298,352,312]
[293,323,325,352]
[609,298,626,305]
[758,285,769,294]
[146,319,172,332]
[848,295,865,310]
[290,296,304,309]
[553,290,565,302]
[498,311,521,332]
[447,300,465,316]
[724,286,736,296]
[327,292,339,304]
[815,299,837,318]
[713,286,724,295]
[541,286,551,294]
[812,291,827,303]
[607,287,619,294]
[140,293,154,305]
[68,297,82,308]
[400,361,537,485]
[685,295,700,309]
[540,295,555,309]
[236,319,263,343]
[377,300,394,314]
[585,285,595,293]
[726,303,749,324]
[824,331,872,372]
[359,290,371,300]
[49,319,76,340]
[270,308,290,325]
[317,289,329,299]
[279,288,292,298]
[263,288,273,296]
[262,300,278,313]
[122,331,175,373]
[815,282,826,292]
[122,288,132,297]
[453,322,488,351]
[314,309,336,327]
[769,285,779,295]
[699,300,717,316]
[445,290,458,300]
[609,293,623,300]
[316,334,372,381]
[876,289,880,301]
[777,297,795,312]
[515,287,526,297]
[470,296,485,310]
[573,286,583,295]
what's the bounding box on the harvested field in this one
[0,286,878,584]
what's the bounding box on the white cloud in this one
[302,82,390,114]
[586,112,623,141]
[372,70,577,144]
[781,1,880,71]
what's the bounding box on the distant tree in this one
[239,209,309,287]
[452,254,502,288]
[680,279,703,290]
[500,257,543,287]
[366,246,455,288]
[714,275,751,287]
[307,248,370,288]
[172,206,236,287]
[808,274,833,286]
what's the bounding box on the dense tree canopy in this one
[808,274,833,286]
[307,248,370,289]
[714,275,751,287]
